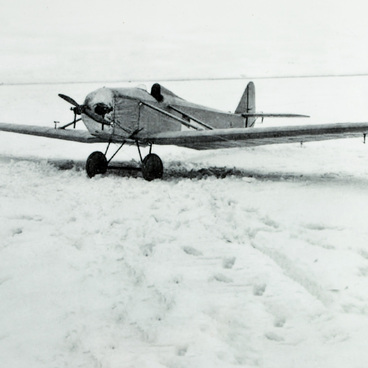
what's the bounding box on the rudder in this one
[235,82,256,127]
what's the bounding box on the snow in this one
[1,76,368,367]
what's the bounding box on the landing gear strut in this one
[85,141,163,181]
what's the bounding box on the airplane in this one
[0,81,368,181]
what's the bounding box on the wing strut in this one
[168,105,214,130]
[139,101,199,130]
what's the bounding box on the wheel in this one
[142,153,163,181]
[86,151,108,178]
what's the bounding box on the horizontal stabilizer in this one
[242,113,310,118]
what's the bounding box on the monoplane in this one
[0,82,367,180]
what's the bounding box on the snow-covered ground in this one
[1,77,368,368]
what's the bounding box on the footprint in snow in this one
[253,283,267,296]
[140,243,155,257]
[182,246,203,256]
[222,256,236,269]
[265,332,285,342]
[358,249,368,260]
[176,345,188,356]
[274,316,286,328]
[261,216,279,229]
[212,273,233,283]
[12,228,23,236]
[358,266,368,276]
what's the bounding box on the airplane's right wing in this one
[138,122,368,150]
[0,122,105,143]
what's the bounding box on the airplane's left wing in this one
[0,122,105,143]
[138,122,368,150]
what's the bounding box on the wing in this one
[138,122,368,150]
[0,122,105,143]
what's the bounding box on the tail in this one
[235,82,256,127]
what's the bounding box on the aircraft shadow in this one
[0,154,367,185]
[163,163,363,185]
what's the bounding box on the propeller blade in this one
[58,93,80,107]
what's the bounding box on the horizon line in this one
[2,73,368,86]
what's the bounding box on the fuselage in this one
[81,84,246,140]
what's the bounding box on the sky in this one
[1,0,368,83]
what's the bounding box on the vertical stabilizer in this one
[235,82,256,127]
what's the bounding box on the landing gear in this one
[142,153,163,181]
[86,151,108,178]
[85,142,163,181]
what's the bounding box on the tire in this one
[86,151,108,178]
[142,153,163,181]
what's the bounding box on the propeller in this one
[58,93,79,107]
[58,93,112,128]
